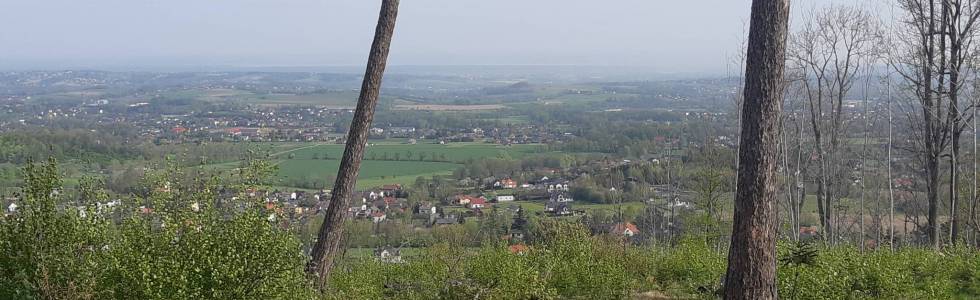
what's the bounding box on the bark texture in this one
[723,0,790,299]
[306,0,399,290]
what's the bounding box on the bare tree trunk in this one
[860,73,871,251]
[894,0,947,250]
[974,90,979,247]
[723,0,789,298]
[973,96,979,247]
[666,137,674,243]
[789,5,880,244]
[796,106,807,241]
[306,0,399,290]
[942,0,980,245]
[888,78,896,251]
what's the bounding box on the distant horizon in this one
[1,0,871,76]
[0,0,768,75]
[0,64,736,81]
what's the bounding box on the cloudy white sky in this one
[0,0,869,74]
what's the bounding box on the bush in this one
[0,159,312,299]
[6,160,980,299]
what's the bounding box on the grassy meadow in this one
[201,141,545,189]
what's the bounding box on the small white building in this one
[496,195,515,202]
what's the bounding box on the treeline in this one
[452,155,572,180]
[0,128,142,164]
[540,110,728,155]
[364,151,450,163]
[0,125,255,165]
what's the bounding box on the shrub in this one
[0,159,313,299]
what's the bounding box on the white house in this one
[375,247,403,263]
[611,222,640,237]
[372,211,387,223]
[496,195,515,202]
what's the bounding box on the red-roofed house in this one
[799,226,819,239]
[611,222,640,237]
[508,244,528,255]
[496,179,517,189]
[455,195,484,206]
[371,211,386,223]
[467,197,487,209]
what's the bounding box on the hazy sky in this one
[1,0,856,74]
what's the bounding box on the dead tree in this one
[893,0,945,249]
[887,76,897,250]
[306,0,399,290]
[723,0,790,298]
[788,5,881,243]
[779,82,809,242]
[940,0,980,245]
[892,0,979,249]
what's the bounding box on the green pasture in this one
[200,141,546,189]
[273,141,544,163]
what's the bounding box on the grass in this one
[199,141,547,189]
[273,141,544,163]
[274,159,458,189]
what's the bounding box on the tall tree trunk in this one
[860,74,870,251]
[888,79,896,250]
[723,0,789,298]
[306,0,399,290]
[930,0,947,250]
[973,90,979,247]
[948,0,960,244]
[973,92,979,247]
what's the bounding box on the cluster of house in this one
[1,185,329,223]
[348,184,408,223]
[543,191,576,216]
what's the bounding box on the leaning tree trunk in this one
[306,0,399,290]
[723,0,790,299]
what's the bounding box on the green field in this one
[274,159,458,188]
[275,141,544,163]
[202,141,546,189]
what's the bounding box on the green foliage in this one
[0,158,108,299]
[775,244,980,299]
[331,221,635,299]
[649,237,727,296]
[5,159,980,299]
[0,158,312,299]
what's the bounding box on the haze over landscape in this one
[6,0,980,299]
[1,0,846,73]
